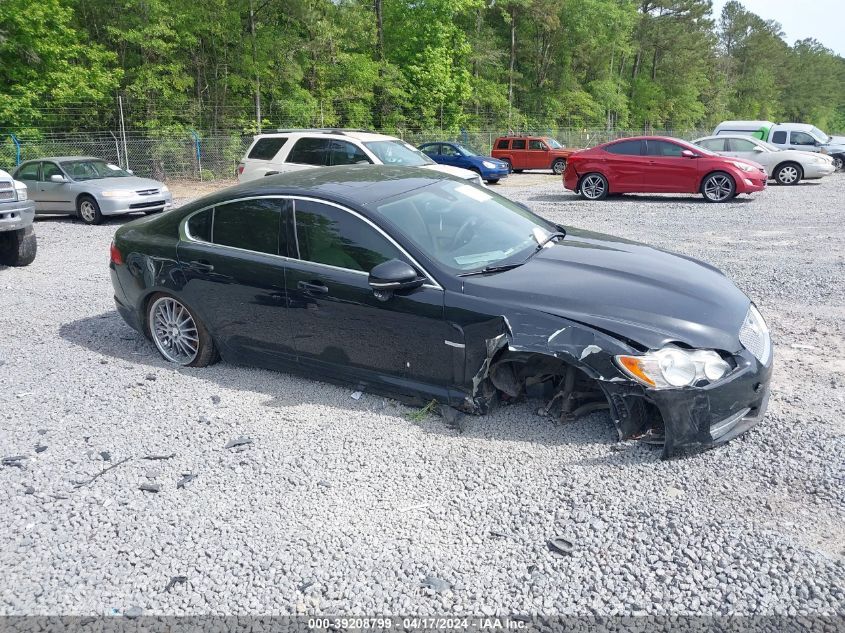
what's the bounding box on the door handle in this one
[188,259,214,272]
[298,280,329,295]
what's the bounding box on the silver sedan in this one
[13,156,173,225]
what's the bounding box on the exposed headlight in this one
[739,304,771,365]
[101,190,134,198]
[159,184,170,193]
[14,185,27,201]
[616,347,732,389]
[482,161,496,169]
[732,161,755,173]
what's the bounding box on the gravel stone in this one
[0,175,843,616]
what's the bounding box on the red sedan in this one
[563,136,767,203]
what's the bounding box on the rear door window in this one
[16,163,39,181]
[496,139,509,150]
[186,199,287,255]
[698,139,726,152]
[605,140,643,155]
[248,137,288,160]
[287,138,331,166]
[511,139,526,150]
[771,131,787,144]
[293,200,404,272]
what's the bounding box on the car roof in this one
[253,130,400,143]
[194,165,457,208]
[20,156,103,163]
[603,136,688,144]
[694,135,762,142]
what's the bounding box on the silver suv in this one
[237,129,482,185]
[0,168,36,266]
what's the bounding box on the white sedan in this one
[693,135,836,185]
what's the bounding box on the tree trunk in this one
[249,0,261,132]
[508,5,517,125]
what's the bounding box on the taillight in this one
[110,241,124,265]
[237,163,245,175]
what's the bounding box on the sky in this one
[709,0,845,56]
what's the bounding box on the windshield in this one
[61,160,131,181]
[454,144,477,156]
[371,179,558,274]
[810,127,830,144]
[364,140,435,166]
[546,138,563,149]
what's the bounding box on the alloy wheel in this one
[150,297,199,365]
[553,159,566,175]
[834,156,844,171]
[581,175,606,200]
[79,201,97,223]
[703,175,733,202]
[777,165,799,184]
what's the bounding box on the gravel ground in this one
[1,172,844,618]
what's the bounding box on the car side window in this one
[699,139,726,152]
[771,131,787,144]
[329,140,371,166]
[528,140,547,150]
[41,162,63,181]
[186,199,286,255]
[293,200,405,273]
[646,141,684,157]
[790,132,816,146]
[605,140,643,155]
[248,137,288,160]
[511,139,526,150]
[496,139,509,150]
[16,163,39,180]
[728,138,757,152]
[287,138,331,166]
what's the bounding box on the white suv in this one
[237,129,482,185]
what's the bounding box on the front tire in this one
[774,162,802,185]
[486,179,500,185]
[579,173,608,200]
[832,155,843,171]
[552,158,566,175]
[77,196,103,225]
[147,293,218,367]
[0,226,37,267]
[701,172,736,203]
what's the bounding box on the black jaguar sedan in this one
[110,166,772,457]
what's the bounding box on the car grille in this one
[129,200,165,209]
[739,306,771,365]
[0,181,14,201]
[136,188,159,196]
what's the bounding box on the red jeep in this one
[492,135,576,174]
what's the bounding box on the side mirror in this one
[127,169,134,174]
[753,146,765,152]
[681,149,698,158]
[49,174,67,183]
[368,259,423,295]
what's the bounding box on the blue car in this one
[418,142,510,184]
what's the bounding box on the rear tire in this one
[701,172,736,203]
[0,226,37,267]
[513,168,524,173]
[579,173,608,200]
[77,195,103,225]
[146,293,218,367]
[552,158,567,175]
[774,162,802,185]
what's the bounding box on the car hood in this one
[461,228,750,352]
[79,176,165,191]
[423,164,479,180]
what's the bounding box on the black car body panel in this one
[110,166,772,458]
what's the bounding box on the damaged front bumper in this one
[603,348,772,458]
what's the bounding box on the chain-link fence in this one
[0,127,712,181]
